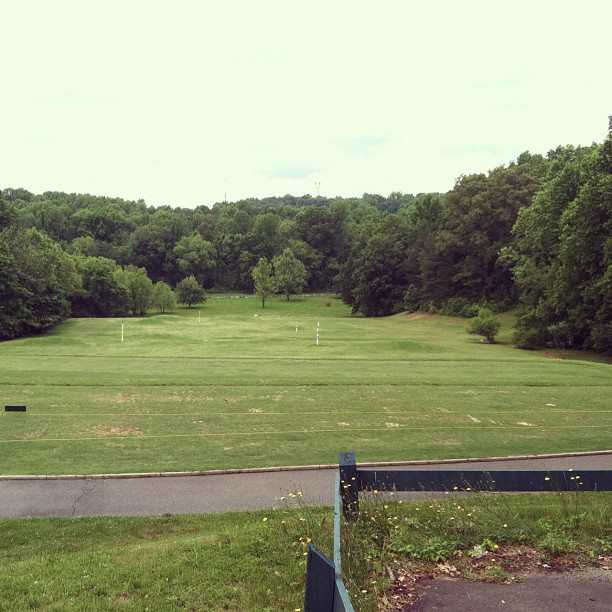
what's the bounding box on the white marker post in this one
[121,321,124,343]
[198,310,201,323]
[296,322,298,334]
[316,321,320,346]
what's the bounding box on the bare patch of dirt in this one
[20,431,47,440]
[380,564,428,610]
[111,592,131,605]
[93,425,144,437]
[431,438,461,446]
[404,313,434,321]
[384,546,610,610]
[543,351,566,361]
[111,394,136,404]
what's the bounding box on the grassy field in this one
[0,506,328,611]
[1,294,611,475]
[2,493,612,611]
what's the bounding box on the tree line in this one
[0,225,210,340]
[1,122,610,352]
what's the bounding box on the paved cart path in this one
[2,453,612,518]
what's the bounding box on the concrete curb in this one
[2,449,612,481]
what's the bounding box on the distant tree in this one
[238,249,257,292]
[129,217,185,283]
[72,256,129,316]
[70,235,98,257]
[426,156,547,306]
[345,216,413,316]
[115,266,153,316]
[288,238,323,290]
[468,307,501,343]
[252,213,282,258]
[294,206,346,288]
[152,281,177,313]
[273,248,308,301]
[251,257,275,308]
[72,205,133,243]
[176,275,206,308]
[0,227,79,339]
[0,198,16,229]
[174,232,217,287]
[506,138,610,352]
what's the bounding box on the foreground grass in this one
[0,505,330,611]
[2,493,611,611]
[1,295,611,474]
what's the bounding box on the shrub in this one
[468,307,501,343]
[176,275,206,308]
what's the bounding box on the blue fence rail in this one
[304,451,612,611]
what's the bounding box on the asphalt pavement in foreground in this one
[2,453,612,518]
[410,569,612,612]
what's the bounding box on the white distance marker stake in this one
[316,320,320,346]
[121,321,124,343]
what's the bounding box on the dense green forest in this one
[1,125,610,352]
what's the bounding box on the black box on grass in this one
[5,405,27,412]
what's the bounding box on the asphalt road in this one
[2,453,612,518]
[411,569,612,612]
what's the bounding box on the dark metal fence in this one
[304,471,355,612]
[304,451,612,611]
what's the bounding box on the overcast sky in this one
[2,1,611,207]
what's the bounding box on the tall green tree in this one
[152,281,177,313]
[428,154,547,305]
[251,257,275,308]
[506,136,611,352]
[72,256,129,316]
[345,216,413,316]
[0,227,79,339]
[272,248,308,301]
[251,213,282,258]
[115,266,154,316]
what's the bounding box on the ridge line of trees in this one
[1,122,610,352]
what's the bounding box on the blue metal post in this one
[339,451,358,520]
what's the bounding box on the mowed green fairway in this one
[1,295,611,475]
